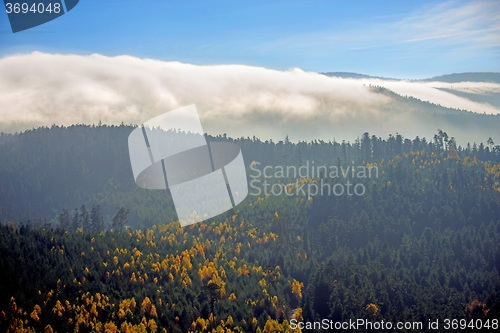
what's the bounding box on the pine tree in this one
[80,205,91,231]
[91,204,104,232]
[112,207,130,231]
[57,209,71,231]
[71,209,81,232]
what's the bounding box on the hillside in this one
[322,72,398,80]
[323,72,500,83]
[423,73,500,83]
[1,125,499,226]
[0,125,499,332]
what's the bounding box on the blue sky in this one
[0,0,498,78]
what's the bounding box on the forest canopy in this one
[0,125,499,332]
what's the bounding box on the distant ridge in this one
[322,72,398,81]
[422,72,500,83]
[322,72,500,83]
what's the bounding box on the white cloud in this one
[255,0,500,65]
[0,52,498,144]
[360,79,500,114]
[399,0,500,47]
[0,52,389,136]
[426,81,500,95]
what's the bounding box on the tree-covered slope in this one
[0,126,499,332]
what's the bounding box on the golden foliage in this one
[30,305,41,321]
[104,321,118,333]
[465,299,489,319]
[141,297,157,318]
[448,146,460,160]
[291,280,304,299]
[293,307,303,321]
[365,303,379,316]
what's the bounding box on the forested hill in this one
[324,72,500,83]
[0,124,498,229]
[423,73,500,83]
[0,125,499,332]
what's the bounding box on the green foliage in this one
[0,126,499,332]
[112,207,130,231]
